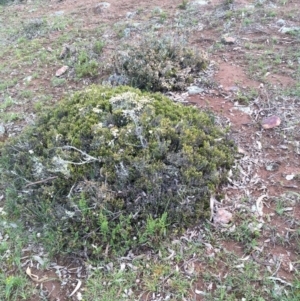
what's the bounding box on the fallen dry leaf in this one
[69,279,82,297]
[195,289,206,295]
[26,267,49,283]
[256,194,267,216]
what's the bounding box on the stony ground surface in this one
[0,0,300,300]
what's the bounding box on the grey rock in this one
[126,11,136,19]
[131,22,141,28]
[233,106,252,115]
[279,26,300,34]
[53,11,64,16]
[153,7,163,14]
[94,2,111,14]
[244,5,255,10]
[226,86,239,92]
[187,86,204,95]
[0,221,18,229]
[276,19,286,27]
[98,2,111,9]
[123,28,131,38]
[24,76,32,83]
[191,0,208,6]
[265,162,280,171]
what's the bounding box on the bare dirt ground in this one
[0,0,300,300]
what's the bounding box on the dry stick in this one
[59,145,101,162]
[24,176,58,188]
[271,260,282,277]
[251,252,275,267]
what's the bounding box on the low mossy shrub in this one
[1,85,236,259]
[113,34,209,92]
[21,18,48,40]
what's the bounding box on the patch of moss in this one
[1,85,236,259]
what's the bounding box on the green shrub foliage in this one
[114,35,209,92]
[1,86,235,258]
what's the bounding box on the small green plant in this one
[158,11,168,23]
[225,10,233,19]
[75,50,99,78]
[235,92,250,105]
[19,89,33,99]
[0,212,34,300]
[16,37,27,45]
[0,79,17,91]
[213,42,224,51]
[139,212,168,244]
[51,76,66,87]
[136,8,143,15]
[33,101,43,112]
[0,96,14,110]
[286,29,300,37]
[93,40,105,54]
[267,10,277,17]
[243,18,252,26]
[50,15,70,32]
[4,276,25,300]
[113,23,127,39]
[278,0,288,5]
[0,112,20,122]
[284,83,300,97]
[178,0,189,10]
[275,199,285,215]
[234,88,258,105]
